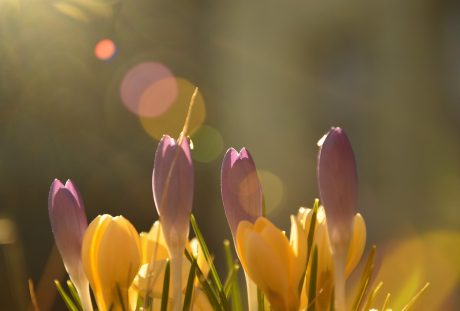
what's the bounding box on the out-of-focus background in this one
[1,0,459,309]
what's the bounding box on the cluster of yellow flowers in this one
[48,124,427,311]
[235,206,366,311]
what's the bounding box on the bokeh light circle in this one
[257,170,284,214]
[371,231,460,310]
[140,78,206,140]
[120,62,177,117]
[94,39,116,61]
[190,125,224,163]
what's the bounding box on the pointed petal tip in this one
[224,147,238,156]
[222,147,238,167]
[49,179,65,212]
[326,127,349,142]
[238,147,250,159]
[158,135,175,152]
[51,178,64,188]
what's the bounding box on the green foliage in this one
[183,257,197,311]
[161,259,171,311]
[190,214,230,310]
[54,280,81,311]
[352,245,377,311]
[307,246,318,311]
[223,240,243,311]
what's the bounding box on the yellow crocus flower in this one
[129,220,211,310]
[82,215,141,311]
[236,216,307,311]
[139,221,170,264]
[298,206,366,310]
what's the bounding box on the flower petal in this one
[221,148,262,240]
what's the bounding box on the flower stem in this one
[244,272,258,311]
[171,251,183,311]
[333,255,346,311]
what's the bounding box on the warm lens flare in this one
[257,169,284,214]
[371,231,460,310]
[190,125,224,163]
[120,62,177,117]
[140,78,206,140]
[94,39,116,61]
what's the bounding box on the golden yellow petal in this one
[141,221,169,264]
[97,216,141,310]
[289,215,307,285]
[296,207,310,224]
[297,207,312,231]
[236,220,254,262]
[258,218,293,270]
[188,238,210,278]
[345,213,366,277]
[253,216,271,233]
[134,257,192,299]
[81,214,111,311]
[148,221,169,249]
[315,221,334,271]
[243,230,289,300]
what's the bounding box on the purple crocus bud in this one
[48,179,93,311]
[152,135,194,252]
[317,127,357,253]
[221,148,263,241]
[317,127,358,311]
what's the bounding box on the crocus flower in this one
[317,127,359,311]
[48,179,93,311]
[221,147,262,242]
[82,215,141,311]
[130,220,211,310]
[152,135,193,253]
[221,147,263,311]
[152,134,194,311]
[236,217,307,311]
[317,127,357,251]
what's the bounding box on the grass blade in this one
[257,287,265,311]
[66,280,82,309]
[223,240,243,311]
[54,280,79,311]
[183,259,197,311]
[352,245,377,311]
[381,293,391,310]
[307,246,318,311]
[401,283,430,311]
[362,281,383,311]
[306,200,319,262]
[223,264,238,297]
[329,289,334,311]
[299,199,319,293]
[185,250,223,311]
[190,214,224,291]
[190,214,230,310]
[161,259,171,311]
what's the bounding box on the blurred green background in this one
[1,0,459,309]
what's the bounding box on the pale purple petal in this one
[152,135,194,249]
[65,180,84,211]
[48,179,64,216]
[48,180,88,281]
[221,147,262,240]
[317,127,357,241]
